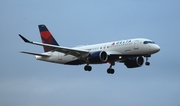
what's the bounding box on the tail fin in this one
[38,24,59,52]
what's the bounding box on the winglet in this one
[19,34,31,43]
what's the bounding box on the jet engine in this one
[124,56,144,68]
[88,51,108,64]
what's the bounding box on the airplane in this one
[19,24,160,74]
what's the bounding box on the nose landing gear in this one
[145,55,151,66]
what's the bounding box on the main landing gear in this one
[84,62,115,74]
[107,62,115,74]
[145,55,151,66]
[84,65,92,71]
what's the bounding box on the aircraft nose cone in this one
[151,45,160,53]
[156,45,160,52]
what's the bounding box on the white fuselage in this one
[35,38,160,65]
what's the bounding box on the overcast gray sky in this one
[0,0,180,106]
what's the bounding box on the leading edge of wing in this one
[19,34,90,57]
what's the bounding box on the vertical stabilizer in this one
[38,24,59,52]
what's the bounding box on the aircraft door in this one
[148,45,151,54]
[134,40,139,50]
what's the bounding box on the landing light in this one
[119,56,122,59]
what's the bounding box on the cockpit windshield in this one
[143,41,155,44]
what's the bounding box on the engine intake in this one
[124,56,144,68]
[88,51,108,64]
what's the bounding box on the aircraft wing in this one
[106,51,123,55]
[19,34,90,58]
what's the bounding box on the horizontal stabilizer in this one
[21,51,50,57]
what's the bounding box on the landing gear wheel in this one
[84,65,92,71]
[107,62,115,74]
[107,68,115,74]
[145,62,150,66]
[145,56,151,66]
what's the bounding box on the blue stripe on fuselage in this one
[65,59,86,65]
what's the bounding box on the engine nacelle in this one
[88,51,108,64]
[124,56,144,68]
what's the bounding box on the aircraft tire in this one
[84,66,92,71]
[145,62,150,66]
[107,68,115,74]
